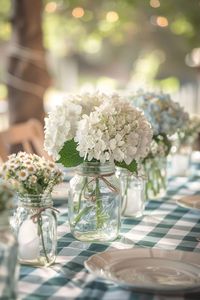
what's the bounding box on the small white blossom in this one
[17,169,29,181]
[0,152,63,196]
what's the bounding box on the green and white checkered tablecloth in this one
[18,168,200,300]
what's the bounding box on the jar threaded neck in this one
[78,161,115,176]
[18,194,53,208]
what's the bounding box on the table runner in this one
[18,168,200,300]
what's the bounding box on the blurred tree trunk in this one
[7,0,51,127]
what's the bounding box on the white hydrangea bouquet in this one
[44,92,153,172]
[44,92,153,239]
[0,152,63,197]
[129,91,189,155]
[169,115,200,177]
[129,91,189,198]
[174,115,200,151]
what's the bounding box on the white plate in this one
[84,248,200,294]
[177,195,200,213]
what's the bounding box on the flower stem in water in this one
[122,175,129,214]
[95,178,104,229]
[77,177,87,213]
[38,217,49,264]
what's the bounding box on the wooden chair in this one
[0,119,51,162]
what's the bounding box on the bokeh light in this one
[156,16,168,27]
[45,2,57,13]
[72,7,85,18]
[186,48,200,67]
[106,11,119,23]
[150,0,160,8]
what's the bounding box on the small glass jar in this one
[168,145,192,177]
[68,161,121,242]
[0,211,18,299]
[144,156,167,200]
[13,194,57,267]
[116,168,145,218]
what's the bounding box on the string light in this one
[72,7,85,18]
[45,2,57,13]
[150,0,160,8]
[156,16,168,27]
[106,11,119,23]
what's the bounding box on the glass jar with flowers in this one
[44,92,153,241]
[129,91,189,200]
[169,116,200,177]
[0,182,18,299]
[143,136,171,199]
[0,152,63,266]
[116,166,146,218]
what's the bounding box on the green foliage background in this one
[0,0,199,89]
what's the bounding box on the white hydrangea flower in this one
[66,91,105,116]
[44,92,108,160]
[129,91,189,136]
[44,102,82,160]
[75,94,153,164]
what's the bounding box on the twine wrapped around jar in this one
[68,161,121,242]
[13,194,58,267]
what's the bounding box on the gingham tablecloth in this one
[18,164,200,300]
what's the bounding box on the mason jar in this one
[116,168,145,218]
[68,161,121,242]
[13,194,57,267]
[168,145,192,177]
[0,211,18,299]
[144,156,167,200]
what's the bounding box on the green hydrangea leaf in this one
[57,139,83,167]
[115,160,137,173]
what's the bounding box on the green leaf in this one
[57,139,84,167]
[115,160,137,173]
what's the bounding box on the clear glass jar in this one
[68,161,121,242]
[13,194,57,267]
[168,145,192,177]
[116,168,145,218]
[0,211,18,299]
[144,156,167,200]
